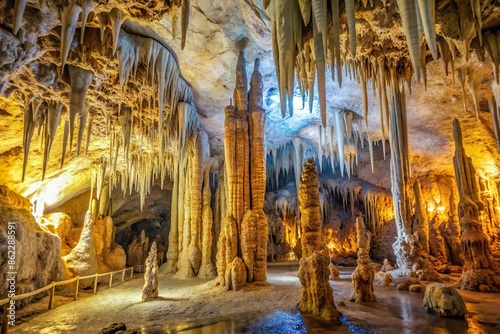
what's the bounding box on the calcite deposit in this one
[423,283,467,317]
[348,216,376,303]
[142,241,159,302]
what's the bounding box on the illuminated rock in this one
[127,230,149,268]
[142,241,159,302]
[423,283,467,317]
[348,216,376,303]
[0,186,64,300]
[297,158,341,321]
[452,119,497,292]
[329,262,340,281]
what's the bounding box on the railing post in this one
[1,303,9,334]
[121,269,125,282]
[109,272,113,288]
[93,273,98,294]
[74,277,80,301]
[48,283,55,310]
[130,267,133,279]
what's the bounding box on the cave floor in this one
[8,263,500,334]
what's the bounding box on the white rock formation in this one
[142,241,159,302]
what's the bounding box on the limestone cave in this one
[1,0,500,333]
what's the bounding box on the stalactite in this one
[330,0,342,87]
[80,0,98,44]
[181,0,190,50]
[345,0,357,57]
[313,17,327,128]
[452,119,497,291]
[110,8,124,56]
[396,0,420,82]
[61,115,69,168]
[22,100,37,182]
[416,0,438,60]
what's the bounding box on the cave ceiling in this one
[0,0,500,212]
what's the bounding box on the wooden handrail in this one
[0,267,135,334]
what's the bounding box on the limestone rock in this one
[329,262,340,281]
[99,323,127,334]
[0,187,64,301]
[299,158,324,257]
[41,212,76,254]
[127,230,149,267]
[93,216,126,271]
[380,258,394,272]
[409,284,425,293]
[225,257,247,291]
[297,250,342,321]
[452,119,497,291]
[348,217,376,303]
[64,211,97,285]
[142,241,159,302]
[423,283,467,317]
[374,272,393,287]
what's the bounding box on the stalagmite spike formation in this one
[60,0,82,72]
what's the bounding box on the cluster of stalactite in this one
[12,2,201,216]
[297,158,342,321]
[215,53,268,290]
[452,119,497,291]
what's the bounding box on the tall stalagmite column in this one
[216,54,268,290]
[452,119,497,291]
[297,158,342,321]
[389,78,439,281]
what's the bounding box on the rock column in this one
[348,216,376,302]
[452,119,497,291]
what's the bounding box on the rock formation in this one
[92,216,126,272]
[423,283,467,317]
[0,186,64,300]
[389,78,439,281]
[297,158,341,321]
[127,230,149,268]
[329,262,340,281]
[452,119,497,291]
[64,210,98,284]
[142,241,159,302]
[215,54,268,290]
[348,216,376,303]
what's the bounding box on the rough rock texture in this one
[216,54,268,290]
[299,158,324,258]
[0,186,64,300]
[297,158,341,321]
[348,216,377,303]
[297,250,342,322]
[329,262,340,281]
[142,241,159,302]
[452,118,498,291]
[225,257,247,292]
[64,210,97,284]
[40,212,76,254]
[423,283,467,317]
[374,272,393,287]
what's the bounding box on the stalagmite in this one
[60,0,82,72]
[416,0,438,60]
[13,0,27,35]
[110,8,124,56]
[198,162,216,278]
[348,216,376,302]
[80,0,98,44]
[142,241,159,302]
[68,65,94,156]
[452,119,497,291]
[396,0,421,82]
[297,158,341,321]
[43,102,63,180]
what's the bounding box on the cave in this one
[1,0,500,333]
